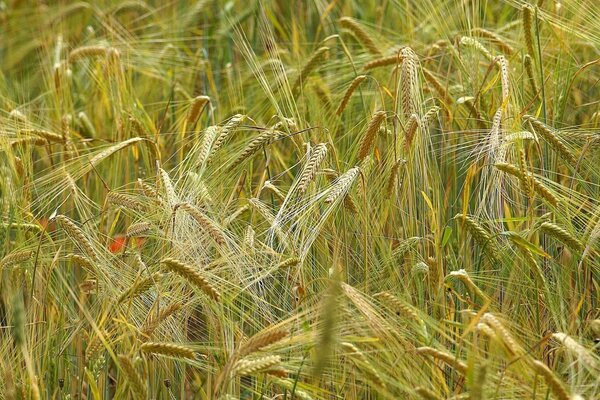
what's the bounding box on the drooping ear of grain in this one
[175,202,225,245]
[415,347,467,374]
[454,214,500,263]
[141,302,183,338]
[341,342,386,388]
[187,95,210,125]
[292,47,329,92]
[233,355,281,376]
[161,258,221,301]
[531,360,570,400]
[422,69,452,105]
[363,53,405,71]
[117,355,147,400]
[230,129,280,170]
[0,251,34,269]
[336,75,366,115]
[339,17,382,56]
[140,342,196,359]
[55,215,97,260]
[522,4,536,57]
[460,36,494,61]
[298,143,328,193]
[400,47,419,118]
[525,115,577,166]
[238,329,289,358]
[325,166,360,204]
[540,222,583,251]
[472,27,514,55]
[358,111,386,160]
[495,162,558,205]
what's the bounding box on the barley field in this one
[1,0,599,399]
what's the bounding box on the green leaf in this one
[503,231,550,258]
[442,227,453,247]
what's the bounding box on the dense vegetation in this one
[1,0,599,399]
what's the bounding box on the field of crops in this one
[1,1,599,399]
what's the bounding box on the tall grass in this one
[1,1,599,399]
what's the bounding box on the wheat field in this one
[0,0,599,399]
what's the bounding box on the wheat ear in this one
[540,222,583,251]
[325,166,360,204]
[161,258,221,301]
[18,129,65,144]
[494,162,558,205]
[358,111,386,160]
[0,251,34,269]
[522,4,536,57]
[187,95,210,125]
[551,332,598,370]
[363,53,405,71]
[117,355,147,400]
[238,329,289,358]
[531,360,570,400]
[472,27,514,54]
[118,273,162,303]
[292,47,329,92]
[140,342,196,359]
[233,355,281,376]
[174,202,225,245]
[525,115,577,166]
[341,342,386,388]
[339,17,381,56]
[416,347,467,374]
[336,75,367,115]
[298,143,328,193]
[55,215,97,260]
